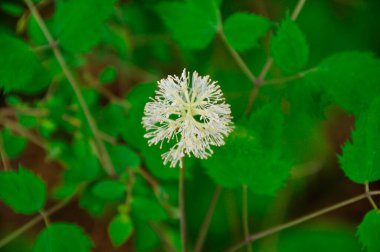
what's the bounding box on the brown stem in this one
[179,157,187,252]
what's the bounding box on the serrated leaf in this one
[357,210,380,252]
[0,168,46,214]
[92,179,126,201]
[224,12,272,52]
[203,104,292,195]
[33,223,93,252]
[154,0,220,49]
[108,214,134,247]
[271,17,309,74]
[52,0,117,53]
[306,52,380,114]
[0,34,50,93]
[339,97,380,184]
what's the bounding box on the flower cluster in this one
[142,69,233,168]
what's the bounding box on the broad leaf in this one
[339,97,380,184]
[108,214,134,247]
[357,210,380,252]
[154,0,221,49]
[132,197,167,221]
[92,179,126,201]
[0,168,46,214]
[33,223,93,252]
[271,17,309,74]
[0,34,50,93]
[53,0,117,53]
[2,128,27,158]
[306,52,380,114]
[224,12,272,52]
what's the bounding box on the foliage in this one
[0,0,379,251]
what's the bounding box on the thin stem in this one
[0,197,72,249]
[365,183,378,210]
[39,210,50,227]
[194,186,222,252]
[0,133,10,171]
[218,30,257,83]
[245,0,308,115]
[262,67,318,85]
[24,0,115,177]
[225,191,380,252]
[242,185,252,252]
[149,222,178,252]
[179,157,187,252]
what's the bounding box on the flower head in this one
[142,69,233,168]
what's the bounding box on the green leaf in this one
[109,144,141,174]
[99,66,117,85]
[0,34,50,93]
[154,0,221,49]
[224,12,272,52]
[52,0,117,53]
[339,97,380,184]
[122,82,156,150]
[33,223,93,252]
[357,210,380,252]
[108,214,134,247]
[132,197,167,221]
[92,179,126,201]
[2,128,28,158]
[270,16,309,74]
[0,168,46,214]
[307,52,380,114]
[203,103,292,195]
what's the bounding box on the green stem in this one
[194,186,222,252]
[179,157,187,252]
[24,0,115,177]
[242,185,252,252]
[262,68,318,86]
[0,197,72,249]
[217,30,257,83]
[225,191,380,252]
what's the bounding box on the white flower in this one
[142,69,234,168]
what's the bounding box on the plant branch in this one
[217,30,257,83]
[24,0,116,177]
[225,191,380,252]
[262,67,318,85]
[0,133,10,171]
[365,183,378,210]
[0,196,72,249]
[242,185,252,252]
[194,186,222,252]
[179,157,187,252]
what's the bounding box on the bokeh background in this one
[1,0,380,251]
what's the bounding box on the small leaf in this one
[154,0,221,49]
[99,66,117,85]
[92,179,126,201]
[33,223,93,252]
[109,144,141,174]
[2,128,28,158]
[357,210,380,252]
[52,0,117,53]
[0,167,46,214]
[271,16,309,74]
[339,97,380,184]
[108,214,134,247]
[224,12,272,52]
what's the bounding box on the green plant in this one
[0,0,379,251]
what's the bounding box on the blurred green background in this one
[0,0,380,251]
